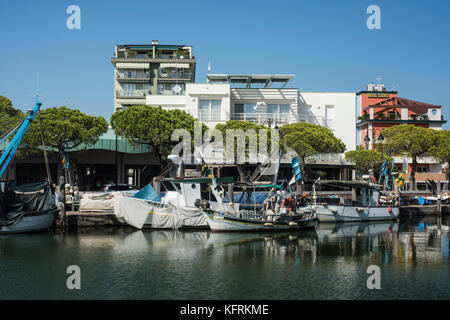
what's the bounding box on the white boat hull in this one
[315,204,399,222]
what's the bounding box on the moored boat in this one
[313,180,399,223]
[0,181,59,234]
[204,209,319,232]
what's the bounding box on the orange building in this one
[356,83,447,189]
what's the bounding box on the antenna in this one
[207,61,211,73]
[28,72,46,103]
[376,76,382,84]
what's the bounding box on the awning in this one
[160,63,190,69]
[116,62,149,69]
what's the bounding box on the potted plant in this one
[410,114,419,120]
[127,50,137,58]
[358,113,370,121]
[375,112,386,120]
[387,112,397,120]
[420,114,429,120]
[176,49,189,59]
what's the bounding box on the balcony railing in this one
[115,53,194,60]
[158,71,192,80]
[157,89,185,95]
[117,73,150,80]
[199,110,221,122]
[116,90,149,98]
[231,113,291,124]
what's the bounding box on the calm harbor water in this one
[0,216,449,300]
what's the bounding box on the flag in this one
[291,156,302,181]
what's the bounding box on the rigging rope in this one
[37,109,52,185]
[0,118,25,145]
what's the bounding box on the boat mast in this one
[0,102,42,179]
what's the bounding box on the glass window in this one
[244,104,255,113]
[325,105,335,119]
[280,104,290,114]
[268,104,290,114]
[199,100,221,121]
[268,104,278,114]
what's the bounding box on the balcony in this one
[158,71,192,80]
[157,89,185,96]
[117,73,150,82]
[116,90,149,98]
[112,52,195,62]
[231,113,291,124]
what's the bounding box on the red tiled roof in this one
[404,172,446,182]
[363,97,441,115]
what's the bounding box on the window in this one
[199,100,221,121]
[123,84,136,96]
[325,105,335,119]
[268,104,289,114]
[417,166,429,173]
[268,104,290,122]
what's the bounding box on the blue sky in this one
[0,0,449,129]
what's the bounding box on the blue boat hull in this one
[0,210,58,234]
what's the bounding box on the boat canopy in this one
[0,181,58,226]
[320,180,381,190]
[157,177,234,184]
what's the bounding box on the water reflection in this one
[0,217,449,299]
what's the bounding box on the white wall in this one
[186,83,230,127]
[298,92,356,152]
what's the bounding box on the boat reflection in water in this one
[0,217,449,299]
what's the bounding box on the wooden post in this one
[437,180,442,216]
[394,183,399,207]
[59,175,66,230]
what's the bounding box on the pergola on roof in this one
[206,74,295,88]
[363,97,441,115]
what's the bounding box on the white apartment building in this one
[145,74,357,154]
[111,42,196,111]
[298,92,357,152]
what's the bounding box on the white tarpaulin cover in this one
[79,193,115,212]
[114,196,151,229]
[113,196,208,229]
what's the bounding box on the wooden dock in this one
[399,204,450,217]
[56,211,124,229]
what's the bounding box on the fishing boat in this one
[0,102,59,233]
[112,176,236,230]
[201,181,319,232]
[0,181,59,233]
[204,209,319,232]
[312,180,399,222]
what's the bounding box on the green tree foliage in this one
[374,124,439,190]
[0,95,25,137]
[111,105,206,166]
[22,106,108,166]
[215,121,273,181]
[429,130,450,183]
[280,122,346,181]
[345,149,393,178]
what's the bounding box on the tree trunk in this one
[410,156,417,191]
[237,165,246,182]
[446,159,450,187]
[299,157,308,183]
